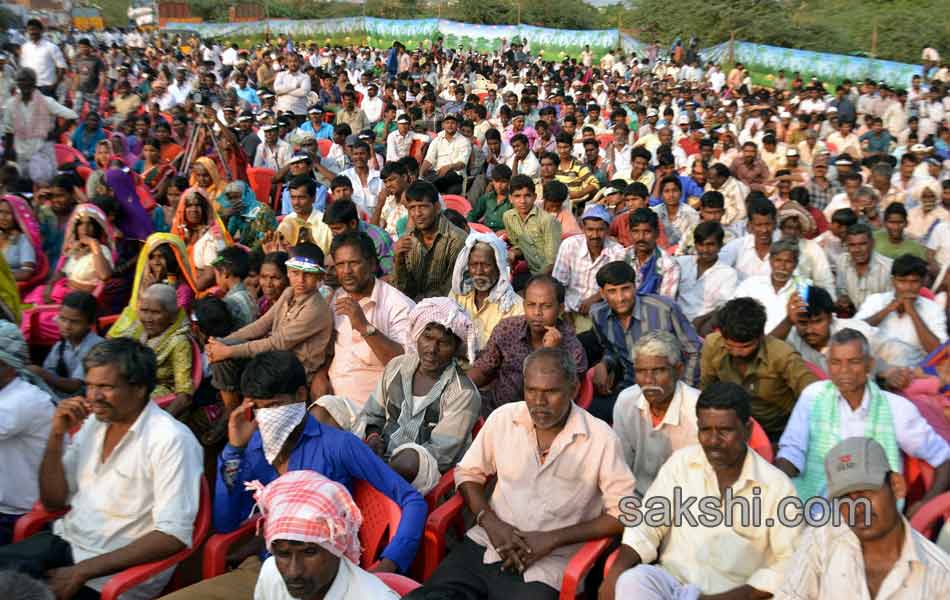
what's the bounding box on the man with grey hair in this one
[775,328,950,506]
[612,330,699,498]
[734,237,812,338]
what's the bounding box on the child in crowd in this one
[28,291,102,399]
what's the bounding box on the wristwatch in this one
[361,325,378,338]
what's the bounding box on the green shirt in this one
[502,206,562,275]
[872,230,927,260]
[467,192,512,232]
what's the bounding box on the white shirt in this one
[255,555,399,600]
[254,140,294,171]
[674,257,739,321]
[926,221,950,265]
[719,233,774,281]
[340,167,383,215]
[551,235,627,312]
[854,292,948,366]
[423,132,472,175]
[735,275,811,334]
[20,39,66,87]
[361,95,384,123]
[221,47,238,66]
[273,70,311,115]
[167,81,192,108]
[54,400,203,597]
[505,150,541,181]
[0,377,53,514]
[777,381,950,475]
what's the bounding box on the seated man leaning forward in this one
[774,437,950,600]
[613,330,700,499]
[251,470,399,600]
[317,297,481,495]
[162,351,426,600]
[406,348,635,600]
[600,382,802,600]
[0,338,203,600]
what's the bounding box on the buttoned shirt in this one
[55,401,203,596]
[786,317,894,376]
[41,330,104,390]
[613,381,699,497]
[701,333,819,441]
[719,233,774,281]
[590,294,702,390]
[336,107,370,134]
[705,177,749,225]
[805,177,841,212]
[854,292,949,367]
[0,378,53,514]
[834,252,893,309]
[735,275,812,335]
[386,129,425,162]
[622,445,801,595]
[20,39,65,87]
[627,247,682,299]
[505,150,541,181]
[393,215,467,301]
[729,157,771,191]
[328,279,414,408]
[774,518,950,600]
[423,131,472,176]
[907,206,949,242]
[253,140,294,170]
[455,401,635,591]
[674,257,739,321]
[273,70,311,115]
[777,381,950,480]
[653,203,700,248]
[552,235,627,312]
[449,289,524,354]
[340,167,383,215]
[502,206,562,275]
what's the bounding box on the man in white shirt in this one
[360,83,384,124]
[601,381,801,600]
[0,338,203,599]
[775,437,950,600]
[274,53,310,117]
[0,322,54,545]
[339,141,384,226]
[705,163,749,226]
[254,124,294,171]
[420,113,472,194]
[855,254,948,367]
[719,196,779,281]
[675,221,738,334]
[612,331,699,498]
[386,114,424,163]
[775,329,949,503]
[19,19,65,95]
[505,133,541,182]
[735,238,812,337]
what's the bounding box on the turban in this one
[0,320,53,397]
[246,470,363,563]
[409,297,476,363]
[777,201,816,236]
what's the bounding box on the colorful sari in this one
[109,233,199,339]
[216,181,278,250]
[188,157,228,211]
[1,195,47,290]
[111,132,139,168]
[22,204,116,344]
[171,188,234,269]
[104,168,155,242]
[0,255,21,324]
[111,307,195,399]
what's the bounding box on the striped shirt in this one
[502,206,562,275]
[589,294,703,390]
[552,235,627,312]
[834,251,893,310]
[555,159,600,201]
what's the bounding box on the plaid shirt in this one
[552,235,627,312]
[590,294,703,390]
[806,177,841,212]
[393,215,467,301]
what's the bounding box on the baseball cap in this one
[289,153,311,165]
[441,113,458,122]
[307,106,323,115]
[676,115,689,125]
[396,114,411,124]
[646,108,659,117]
[261,124,278,132]
[581,203,612,225]
[910,143,929,153]
[786,148,799,157]
[824,437,892,498]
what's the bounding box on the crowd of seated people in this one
[0,20,948,600]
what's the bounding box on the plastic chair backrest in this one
[748,417,773,463]
[576,367,595,410]
[804,360,828,380]
[375,572,422,594]
[467,222,493,234]
[905,454,936,507]
[910,492,950,539]
[317,139,333,158]
[246,167,276,206]
[596,134,613,149]
[75,165,93,182]
[55,144,88,166]
[352,479,402,568]
[408,139,425,161]
[442,194,472,215]
[920,287,936,300]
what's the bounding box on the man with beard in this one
[449,233,524,354]
[407,348,634,600]
[0,339,203,599]
[164,351,425,600]
[775,437,950,599]
[600,382,801,600]
[612,331,699,498]
[730,141,771,192]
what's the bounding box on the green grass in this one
[97,0,131,27]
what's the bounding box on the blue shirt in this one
[280,183,329,215]
[297,122,335,140]
[648,175,704,207]
[215,415,426,572]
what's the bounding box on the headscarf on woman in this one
[59,203,117,270]
[216,180,277,248]
[104,168,155,242]
[108,233,198,338]
[171,188,233,267]
[111,132,138,168]
[1,194,48,281]
[189,157,228,210]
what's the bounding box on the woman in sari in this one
[172,188,233,290]
[189,156,228,210]
[0,255,21,324]
[216,180,277,251]
[111,132,139,167]
[137,138,175,197]
[258,250,289,316]
[22,204,115,345]
[0,195,45,284]
[92,139,113,171]
[70,112,107,162]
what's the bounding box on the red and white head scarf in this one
[245,471,363,563]
[409,297,476,363]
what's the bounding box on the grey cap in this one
[824,437,892,498]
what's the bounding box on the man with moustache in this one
[0,339,203,600]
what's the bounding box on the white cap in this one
[646,108,658,117]
[676,115,689,125]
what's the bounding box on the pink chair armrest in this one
[559,537,612,599]
[603,547,620,577]
[424,470,457,512]
[99,544,191,600]
[202,516,262,579]
[421,493,464,581]
[12,502,69,542]
[910,491,950,539]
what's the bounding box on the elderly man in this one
[252,471,399,599]
[449,233,524,354]
[835,223,894,315]
[701,297,818,442]
[775,328,950,505]
[776,437,950,600]
[734,238,812,338]
[407,348,635,600]
[600,382,801,600]
[358,298,481,494]
[0,339,203,599]
[613,331,699,498]
[1,68,77,183]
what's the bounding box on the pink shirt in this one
[455,401,635,591]
[328,279,415,407]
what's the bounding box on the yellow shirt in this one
[449,289,524,354]
[622,444,802,594]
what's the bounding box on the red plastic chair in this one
[246,167,276,206]
[203,479,402,579]
[154,338,203,410]
[576,367,595,410]
[442,194,472,214]
[475,91,488,102]
[905,454,936,508]
[748,417,773,463]
[467,222,493,234]
[804,360,828,380]
[54,143,89,166]
[596,134,613,149]
[560,537,614,599]
[75,165,93,183]
[96,314,120,336]
[910,492,950,539]
[318,138,333,158]
[376,572,422,594]
[920,287,936,300]
[15,478,211,599]
[409,139,426,162]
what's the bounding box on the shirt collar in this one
[511,401,591,443]
[688,443,768,491]
[636,381,686,428]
